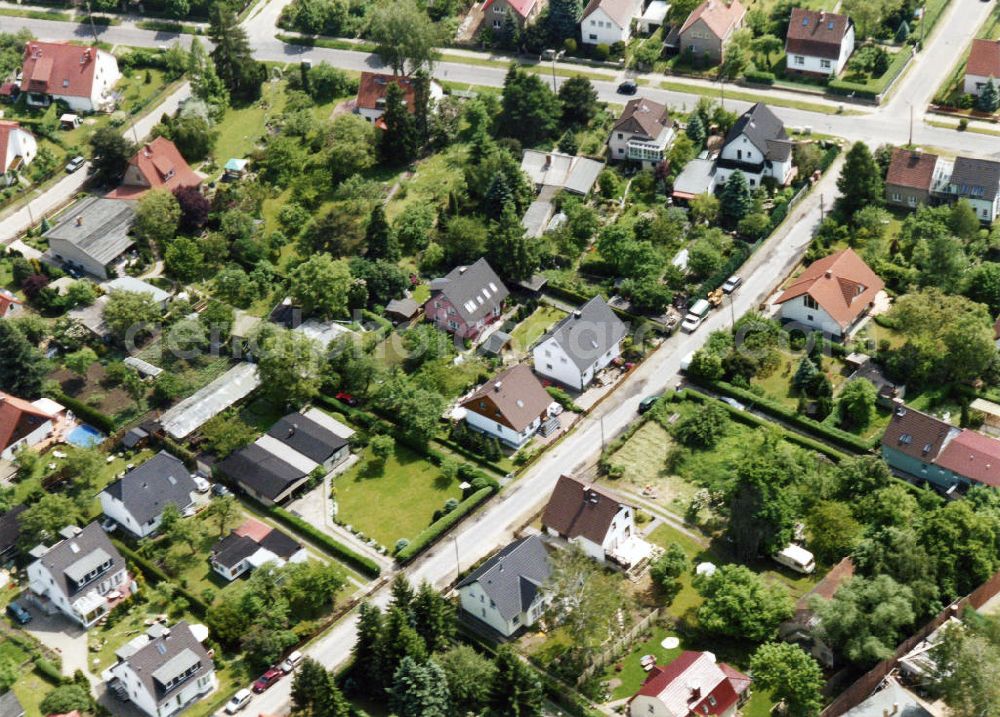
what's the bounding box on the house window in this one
[617,133,624,139]
[807,314,814,321]
[546,363,553,369]
[493,19,502,27]
[590,19,596,25]
[493,4,504,12]
[794,55,804,65]
[821,59,831,69]
[590,34,598,40]
[803,295,819,310]
[513,615,520,625]
[736,149,742,160]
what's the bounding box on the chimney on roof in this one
[458,266,467,275]
[288,424,296,438]
[689,685,701,701]
[825,269,833,278]
[75,215,83,226]
[143,144,152,158]
[494,381,503,392]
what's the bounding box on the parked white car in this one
[224,689,252,714]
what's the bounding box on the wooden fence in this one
[576,608,664,686]
[821,569,1000,717]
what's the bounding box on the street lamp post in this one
[545,49,565,92]
[452,534,460,578]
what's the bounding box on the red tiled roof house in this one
[774,248,884,338]
[479,0,547,34]
[785,8,855,77]
[0,120,38,186]
[964,39,1000,98]
[679,0,746,64]
[106,137,202,200]
[20,41,120,113]
[355,72,444,126]
[628,651,751,717]
[0,392,62,462]
[460,364,557,448]
[885,147,940,209]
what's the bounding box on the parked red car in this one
[252,667,283,693]
[335,392,359,406]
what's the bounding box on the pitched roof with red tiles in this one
[886,147,939,192]
[967,39,1000,79]
[21,42,101,99]
[106,137,201,199]
[775,248,884,330]
[461,363,553,432]
[542,474,630,545]
[937,429,1000,488]
[0,120,28,174]
[0,392,57,453]
[785,8,852,60]
[881,406,957,462]
[482,0,539,19]
[356,72,418,113]
[634,651,751,715]
[234,517,273,543]
[680,0,746,40]
[0,288,22,316]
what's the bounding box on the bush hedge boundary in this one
[45,389,116,433]
[268,504,382,578]
[395,487,494,564]
[112,539,209,617]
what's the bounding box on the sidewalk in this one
[0,0,208,30]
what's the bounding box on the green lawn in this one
[10,665,51,717]
[751,349,849,410]
[385,143,469,221]
[508,306,567,354]
[211,81,287,170]
[602,420,698,516]
[333,443,462,548]
[602,624,684,700]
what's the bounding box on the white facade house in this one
[533,296,628,390]
[542,475,652,568]
[210,518,308,582]
[608,97,676,168]
[715,102,794,187]
[964,39,1000,96]
[0,121,37,186]
[457,535,552,637]
[581,0,644,45]
[20,42,120,113]
[106,621,216,717]
[459,363,558,448]
[99,452,196,538]
[784,8,855,77]
[27,523,132,628]
[0,392,61,462]
[628,652,751,717]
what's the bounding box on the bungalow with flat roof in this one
[45,196,136,279]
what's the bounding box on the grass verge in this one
[660,80,849,115]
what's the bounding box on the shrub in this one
[743,69,775,85]
[34,657,63,685]
[546,386,582,412]
[396,487,493,563]
[44,390,115,433]
[594,43,610,61]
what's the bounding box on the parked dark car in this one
[638,395,661,414]
[617,80,638,95]
[252,667,283,693]
[211,483,232,498]
[7,601,31,625]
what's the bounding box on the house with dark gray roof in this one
[424,258,509,340]
[45,196,136,278]
[0,690,24,717]
[532,295,628,390]
[944,156,1000,223]
[26,522,132,628]
[99,451,197,538]
[209,517,307,581]
[716,103,794,187]
[266,408,350,470]
[608,98,676,168]
[0,504,26,563]
[457,535,552,638]
[106,620,216,717]
[219,442,310,505]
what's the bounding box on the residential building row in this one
[885,146,1000,222]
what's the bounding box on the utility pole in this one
[452,534,460,577]
[84,0,101,46]
[820,193,825,218]
[729,292,736,332]
[600,414,606,451]
[908,104,914,146]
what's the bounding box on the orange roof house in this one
[0,392,61,461]
[965,39,1000,97]
[0,289,22,319]
[0,120,38,178]
[775,248,884,337]
[106,137,201,200]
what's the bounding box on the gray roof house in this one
[220,443,309,505]
[209,518,307,581]
[716,102,795,187]
[520,150,605,196]
[532,296,629,390]
[0,690,24,717]
[99,451,197,538]
[424,258,510,340]
[26,522,132,628]
[45,196,136,278]
[106,620,216,717]
[457,535,552,638]
[265,408,351,469]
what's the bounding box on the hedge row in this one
[672,389,851,462]
[433,435,509,477]
[34,656,63,684]
[268,504,381,578]
[113,539,209,617]
[689,378,876,454]
[395,487,493,564]
[45,389,116,433]
[744,69,776,85]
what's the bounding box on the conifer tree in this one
[489,646,543,717]
[720,170,752,223]
[389,658,451,717]
[411,581,456,654]
[365,205,400,261]
[378,82,419,164]
[351,603,384,695]
[978,78,1000,113]
[686,113,706,145]
[0,321,44,398]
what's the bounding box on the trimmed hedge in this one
[828,47,911,100]
[396,487,493,564]
[744,69,775,85]
[268,504,381,578]
[34,656,64,684]
[112,539,209,617]
[688,378,876,454]
[45,389,115,433]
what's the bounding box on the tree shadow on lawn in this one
[433,472,455,490]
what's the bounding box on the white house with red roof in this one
[479,0,547,33]
[774,248,884,339]
[0,121,37,186]
[629,651,751,717]
[20,41,120,113]
[106,137,202,200]
[0,392,63,461]
[964,39,1000,97]
[0,289,23,319]
[354,72,443,126]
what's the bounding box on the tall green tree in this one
[89,126,135,185]
[649,543,688,602]
[289,254,352,318]
[499,66,561,147]
[695,564,794,641]
[929,617,1000,717]
[0,321,44,398]
[837,378,877,429]
[19,493,81,548]
[389,658,451,717]
[921,500,1000,599]
[437,645,496,715]
[749,643,825,717]
[379,606,427,682]
[545,547,629,656]
[558,75,598,128]
[720,170,753,223]
[256,326,323,407]
[378,81,419,164]
[487,201,539,282]
[410,581,456,654]
[351,603,385,696]
[837,142,883,218]
[805,501,862,564]
[208,2,265,102]
[365,204,400,261]
[489,646,543,717]
[368,0,439,75]
[546,0,583,43]
[978,78,1000,113]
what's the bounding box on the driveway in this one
[24,610,98,686]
